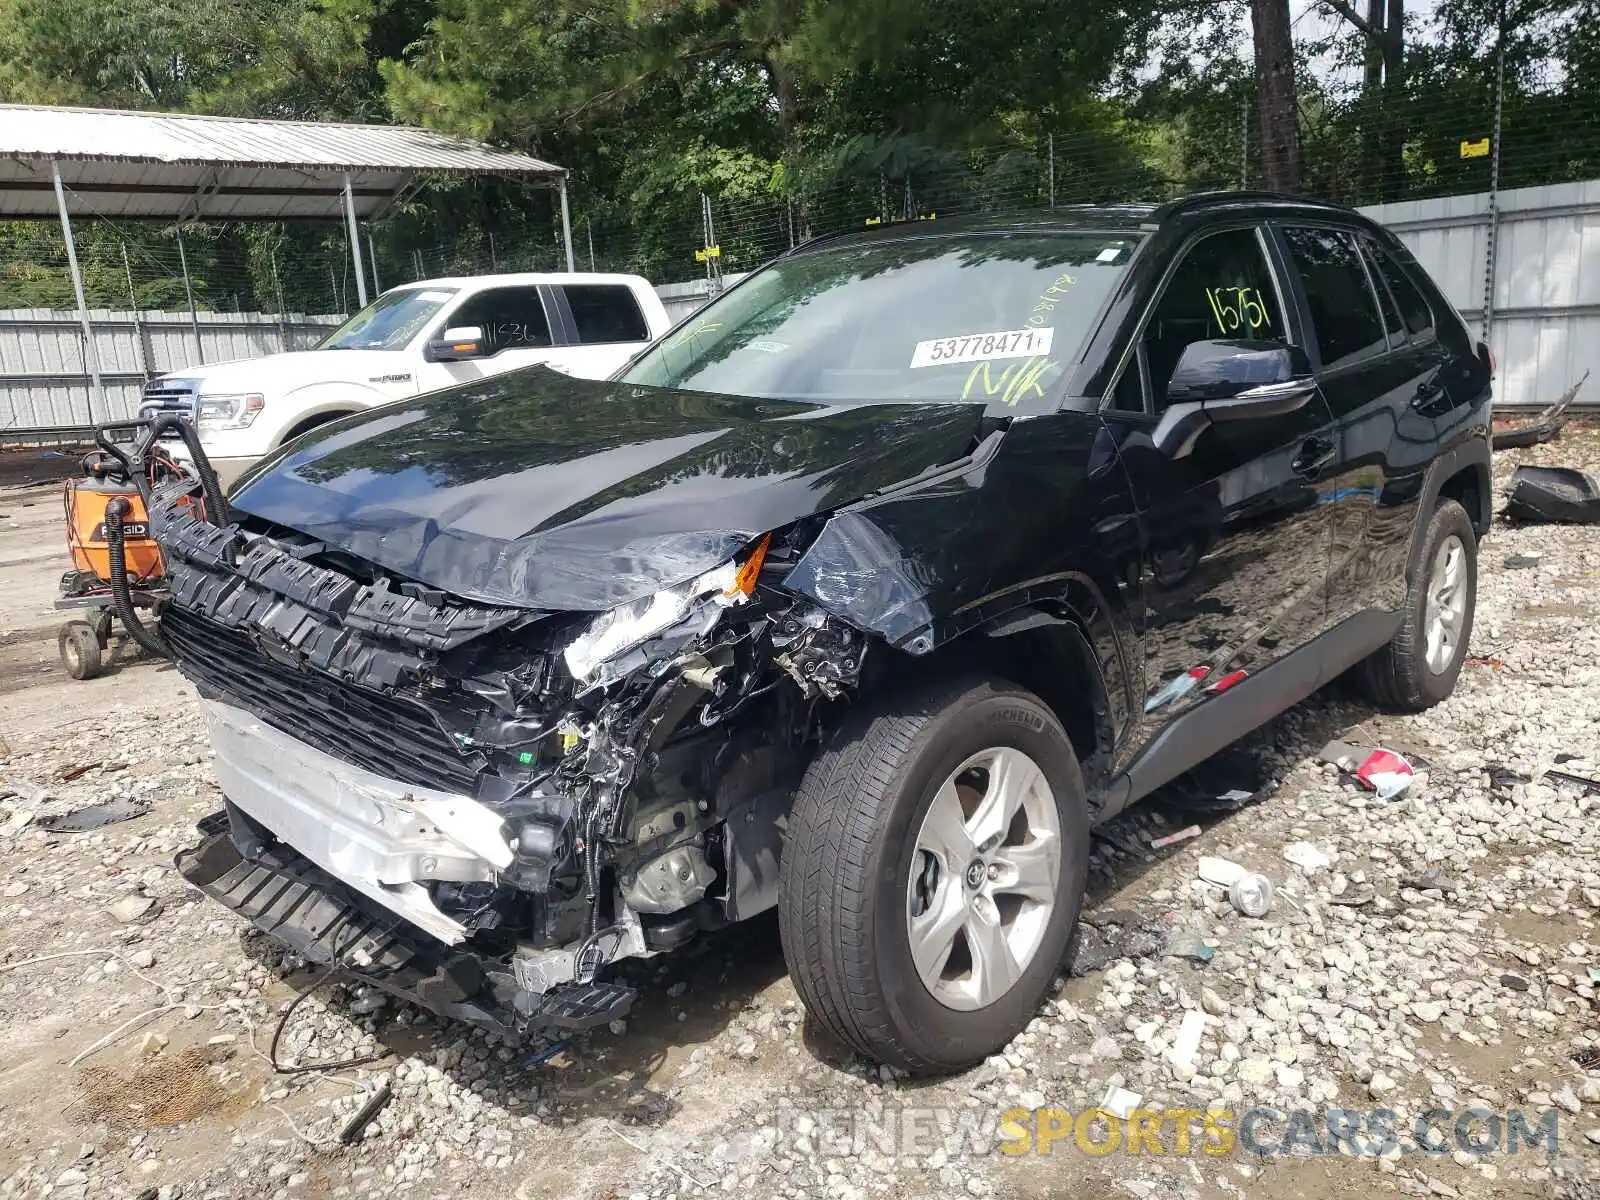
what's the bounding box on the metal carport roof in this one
[0,104,567,222]
[1,105,576,424]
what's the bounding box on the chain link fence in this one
[5,45,1600,435]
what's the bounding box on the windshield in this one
[621,231,1138,408]
[318,287,458,351]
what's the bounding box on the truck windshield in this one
[318,287,458,351]
[620,231,1138,409]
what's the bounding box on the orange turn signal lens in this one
[727,533,772,598]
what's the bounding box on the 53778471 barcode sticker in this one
[910,327,1054,369]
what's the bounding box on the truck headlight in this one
[196,393,265,430]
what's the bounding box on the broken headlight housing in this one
[563,535,770,685]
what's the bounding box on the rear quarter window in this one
[562,284,651,344]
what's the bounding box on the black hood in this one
[229,368,986,612]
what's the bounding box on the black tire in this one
[60,622,103,681]
[1356,498,1477,711]
[777,676,1089,1076]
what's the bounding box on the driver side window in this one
[1132,228,1284,413]
[442,287,552,355]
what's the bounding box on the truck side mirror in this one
[423,326,489,362]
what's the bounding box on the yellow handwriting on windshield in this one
[963,356,1056,406]
[1027,272,1078,328]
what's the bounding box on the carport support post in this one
[559,175,576,272]
[343,173,370,310]
[175,228,204,363]
[51,160,102,424]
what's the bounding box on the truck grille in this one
[162,606,486,794]
[139,379,198,423]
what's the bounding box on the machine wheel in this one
[778,676,1089,1076]
[59,622,104,681]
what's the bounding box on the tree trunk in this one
[1251,0,1302,192]
[1362,0,1386,200]
[1380,0,1406,202]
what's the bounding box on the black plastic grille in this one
[163,606,485,794]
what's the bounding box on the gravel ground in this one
[3,428,1600,1200]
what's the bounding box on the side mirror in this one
[1153,339,1317,458]
[423,325,488,363]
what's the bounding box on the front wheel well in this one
[857,614,1112,783]
[280,410,354,445]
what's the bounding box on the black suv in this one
[156,192,1491,1077]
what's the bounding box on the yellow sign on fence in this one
[1460,138,1491,159]
[694,245,721,262]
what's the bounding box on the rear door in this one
[1103,222,1339,730]
[1273,224,1444,628]
[544,282,657,379]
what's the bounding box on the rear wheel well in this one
[280,410,352,445]
[1437,463,1488,536]
[859,614,1111,782]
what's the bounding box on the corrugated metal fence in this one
[0,309,340,433]
[1360,178,1600,410]
[5,178,1597,437]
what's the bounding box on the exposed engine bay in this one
[155,486,872,1033]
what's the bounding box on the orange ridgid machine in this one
[55,429,187,680]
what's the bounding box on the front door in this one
[1101,224,1339,733]
[414,285,558,392]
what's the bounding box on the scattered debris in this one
[1504,465,1600,525]
[1464,655,1505,669]
[36,795,152,833]
[1327,883,1377,907]
[1491,370,1587,450]
[1149,825,1201,849]
[1101,1085,1142,1119]
[1169,1011,1206,1067]
[107,895,158,925]
[1544,768,1600,796]
[1227,873,1275,917]
[53,761,103,782]
[1401,867,1461,893]
[520,1040,569,1068]
[1068,910,1170,976]
[1317,741,1416,798]
[0,777,47,836]
[1500,973,1531,991]
[1197,856,1245,887]
[1283,842,1333,872]
[1490,765,1532,790]
[338,1082,394,1145]
[1504,553,1542,569]
[1354,748,1416,800]
[1576,1048,1600,1071]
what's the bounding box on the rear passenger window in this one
[1363,238,1435,339]
[561,285,650,344]
[1281,227,1387,369]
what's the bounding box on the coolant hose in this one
[105,498,172,661]
[148,414,230,525]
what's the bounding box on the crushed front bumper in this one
[176,820,635,1034]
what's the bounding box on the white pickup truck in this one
[138,272,672,489]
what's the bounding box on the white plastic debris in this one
[1169,1010,1206,1067]
[1197,856,1245,887]
[1282,842,1333,872]
[1101,1085,1142,1119]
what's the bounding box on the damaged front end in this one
[157,492,868,1035]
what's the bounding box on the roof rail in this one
[1144,190,1351,228]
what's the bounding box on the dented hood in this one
[227,368,985,612]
